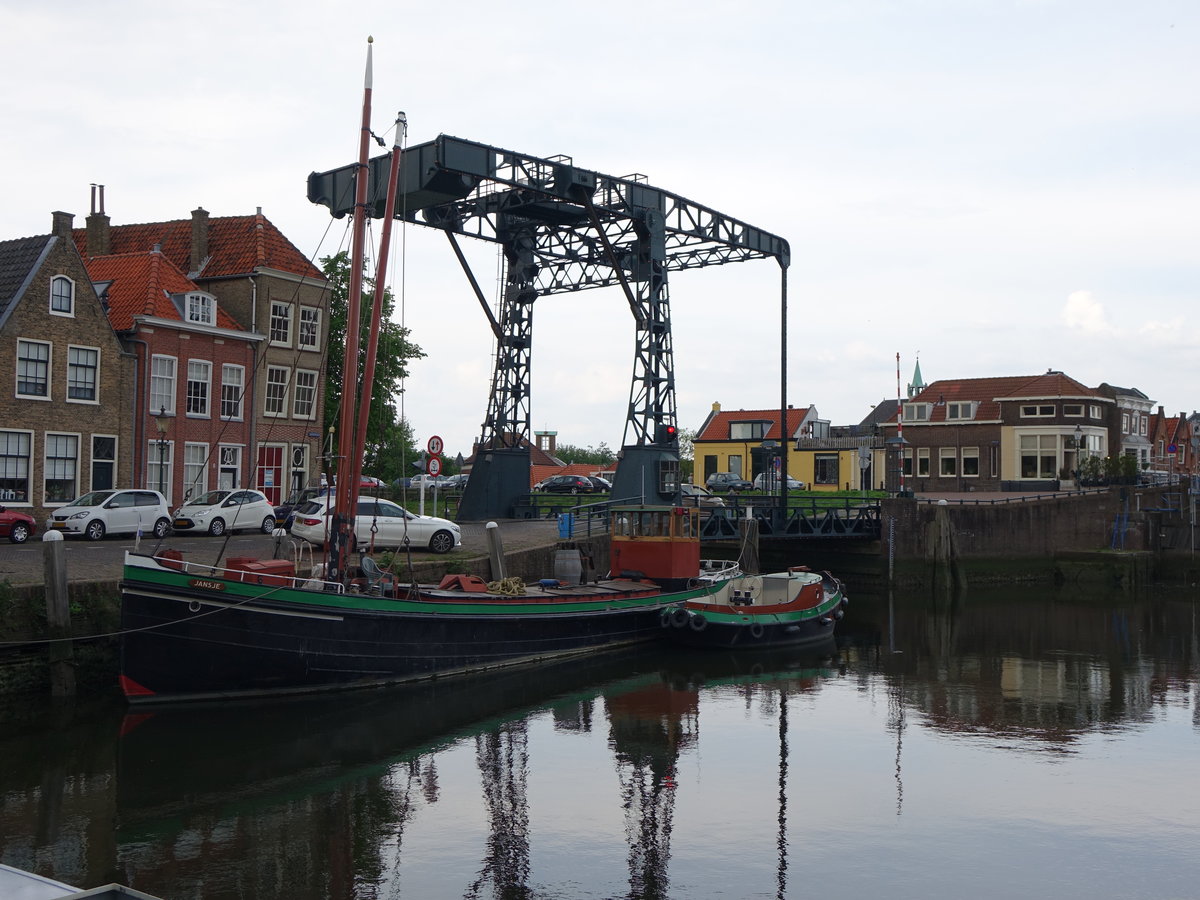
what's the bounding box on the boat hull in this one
[119,555,715,704]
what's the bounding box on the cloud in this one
[1062,291,1116,335]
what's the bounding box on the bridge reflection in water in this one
[0,585,1197,899]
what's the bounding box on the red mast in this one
[327,37,376,585]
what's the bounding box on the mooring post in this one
[42,530,75,698]
[486,521,506,582]
[739,514,761,574]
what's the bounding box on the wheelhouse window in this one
[16,339,50,398]
[299,306,321,350]
[44,433,79,504]
[269,302,292,345]
[185,292,215,326]
[0,431,32,502]
[67,346,99,402]
[220,365,244,420]
[50,275,74,316]
[265,366,289,417]
[150,355,177,414]
[293,369,318,419]
[186,360,211,417]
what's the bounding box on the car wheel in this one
[428,530,455,554]
[85,519,106,541]
[209,518,226,537]
[570,487,579,495]
[9,523,30,544]
[261,516,276,534]
[153,518,171,539]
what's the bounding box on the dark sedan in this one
[539,475,595,494]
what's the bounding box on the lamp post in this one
[154,405,172,498]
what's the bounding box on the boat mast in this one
[346,114,406,507]
[328,36,376,586]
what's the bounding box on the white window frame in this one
[147,439,175,504]
[220,364,244,420]
[939,447,957,477]
[90,434,117,492]
[16,339,52,400]
[961,446,980,478]
[269,302,293,346]
[44,432,80,505]
[298,306,321,350]
[67,345,100,404]
[1089,405,1102,419]
[1063,404,1084,417]
[292,368,318,419]
[1020,405,1055,418]
[916,447,930,477]
[150,355,177,415]
[903,403,930,422]
[183,442,210,499]
[0,430,33,504]
[290,443,309,493]
[50,275,75,317]
[218,444,243,490]
[186,360,212,418]
[185,292,215,326]
[265,366,290,417]
[946,402,975,421]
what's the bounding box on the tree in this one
[321,251,425,484]
[554,442,617,466]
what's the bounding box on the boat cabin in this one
[609,505,700,582]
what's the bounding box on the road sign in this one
[427,456,443,477]
[427,435,444,456]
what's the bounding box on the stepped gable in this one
[86,251,243,331]
[74,211,323,280]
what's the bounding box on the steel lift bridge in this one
[308,135,790,520]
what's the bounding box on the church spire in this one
[907,354,926,399]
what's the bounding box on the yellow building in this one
[692,402,825,488]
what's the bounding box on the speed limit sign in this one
[427,456,443,477]
[427,435,444,455]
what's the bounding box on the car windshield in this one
[190,490,230,506]
[296,500,327,515]
[70,491,115,507]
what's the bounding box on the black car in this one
[705,472,753,492]
[587,476,612,493]
[539,475,595,494]
[274,485,331,530]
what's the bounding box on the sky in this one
[3,0,1197,460]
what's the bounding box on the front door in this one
[256,445,284,505]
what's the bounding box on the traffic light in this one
[654,423,678,445]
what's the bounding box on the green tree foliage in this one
[321,251,425,484]
[553,442,617,466]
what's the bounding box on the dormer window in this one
[185,292,215,326]
[946,401,975,420]
[903,403,930,422]
[50,275,74,316]
[729,421,770,440]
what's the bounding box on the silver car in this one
[290,495,462,554]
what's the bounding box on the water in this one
[1,584,1198,899]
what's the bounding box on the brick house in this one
[1095,383,1154,470]
[1148,407,1198,481]
[693,402,823,487]
[881,371,1113,492]
[76,199,329,504]
[0,212,134,524]
[83,247,262,505]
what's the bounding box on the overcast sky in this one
[3,0,1196,459]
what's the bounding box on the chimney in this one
[712,401,721,412]
[190,207,210,274]
[51,210,74,240]
[85,184,111,256]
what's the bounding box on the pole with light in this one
[154,405,172,498]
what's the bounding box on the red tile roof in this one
[910,373,1103,422]
[86,251,244,332]
[74,211,324,281]
[697,406,813,442]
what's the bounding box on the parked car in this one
[173,489,279,536]
[0,505,37,543]
[46,489,171,541]
[705,472,753,492]
[443,473,470,491]
[538,474,595,494]
[587,475,612,492]
[274,485,333,529]
[752,473,807,491]
[409,474,453,491]
[290,495,462,554]
[679,483,725,508]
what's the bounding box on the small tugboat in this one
[659,566,847,650]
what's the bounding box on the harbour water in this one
[1,583,1197,899]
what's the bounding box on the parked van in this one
[46,489,172,541]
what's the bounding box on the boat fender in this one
[834,609,844,620]
[660,607,676,628]
[670,607,691,629]
[819,616,834,626]
[748,621,765,639]
[689,612,708,632]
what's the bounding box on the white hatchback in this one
[47,489,172,541]
[291,495,462,554]
[172,489,279,536]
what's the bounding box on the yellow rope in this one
[487,576,526,595]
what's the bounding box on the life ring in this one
[670,607,691,628]
[748,621,765,639]
[689,612,708,632]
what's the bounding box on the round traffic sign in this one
[427,456,443,476]
[427,435,444,455]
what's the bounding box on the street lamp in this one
[154,405,173,497]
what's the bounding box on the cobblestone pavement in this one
[0,518,561,587]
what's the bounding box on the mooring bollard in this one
[42,530,75,698]
[486,521,506,582]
